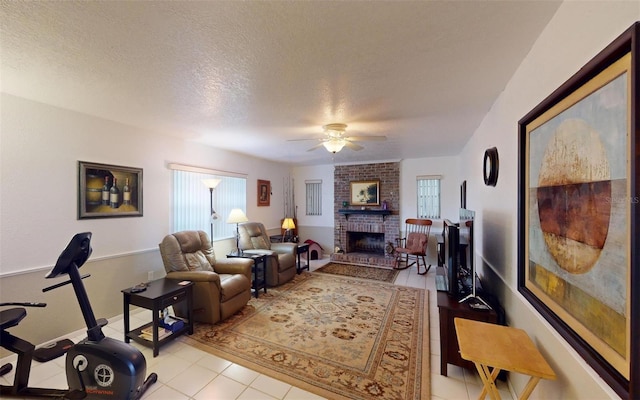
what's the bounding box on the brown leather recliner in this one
[159,230,252,324]
[237,222,296,286]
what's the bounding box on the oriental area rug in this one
[181,272,429,400]
[314,262,400,283]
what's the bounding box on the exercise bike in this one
[0,232,157,399]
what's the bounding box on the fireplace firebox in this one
[347,231,385,255]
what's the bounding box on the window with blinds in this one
[170,165,247,240]
[306,180,322,216]
[417,176,441,219]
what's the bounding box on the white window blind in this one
[305,180,322,216]
[417,175,441,219]
[171,165,247,240]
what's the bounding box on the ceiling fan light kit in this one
[290,123,386,154]
[322,123,348,153]
[323,139,347,153]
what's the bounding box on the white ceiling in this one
[1,1,562,166]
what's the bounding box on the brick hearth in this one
[332,252,397,268]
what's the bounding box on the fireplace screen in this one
[347,231,385,254]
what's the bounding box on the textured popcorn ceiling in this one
[1,1,561,165]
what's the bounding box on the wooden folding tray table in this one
[454,317,556,400]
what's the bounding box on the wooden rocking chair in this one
[394,218,432,275]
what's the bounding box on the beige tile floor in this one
[1,257,512,399]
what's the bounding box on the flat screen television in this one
[442,219,460,298]
[458,208,475,293]
[457,208,491,308]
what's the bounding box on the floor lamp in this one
[227,208,248,253]
[202,179,221,245]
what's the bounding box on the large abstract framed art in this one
[518,22,638,398]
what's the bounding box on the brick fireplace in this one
[332,162,400,268]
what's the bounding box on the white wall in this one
[289,164,335,253]
[400,156,460,257]
[293,164,335,229]
[0,94,292,276]
[0,94,292,344]
[460,3,639,399]
[400,156,460,223]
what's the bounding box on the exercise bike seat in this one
[0,308,26,331]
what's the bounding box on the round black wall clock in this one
[483,147,499,186]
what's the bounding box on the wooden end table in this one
[227,251,267,298]
[296,243,309,274]
[122,279,194,357]
[454,317,556,400]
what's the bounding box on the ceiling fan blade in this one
[344,141,364,151]
[287,137,323,142]
[345,135,387,142]
[306,142,326,152]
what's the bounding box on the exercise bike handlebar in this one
[46,232,92,279]
[42,274,91,293]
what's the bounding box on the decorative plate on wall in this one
[483,147,499,186]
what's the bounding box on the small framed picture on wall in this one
[257,179,270,206]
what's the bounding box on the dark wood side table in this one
[296,243,310,274]
[269,235,283,243]
[270,235,297,243]
[227,251,267,298]
[122,279,194,357]
[436,267,502,376]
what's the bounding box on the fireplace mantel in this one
[338,209,392,221]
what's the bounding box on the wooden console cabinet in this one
[436,267,503,376]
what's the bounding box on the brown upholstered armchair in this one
[237,222,297,286]
[159,230,252,324]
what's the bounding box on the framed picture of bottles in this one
[78,161,143,219]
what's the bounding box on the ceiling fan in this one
[288,123,387,153]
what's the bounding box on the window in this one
[417,175,441,219]
[170,164,247,240]
[305,180,322,215]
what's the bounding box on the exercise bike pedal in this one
[140,373,158,395]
